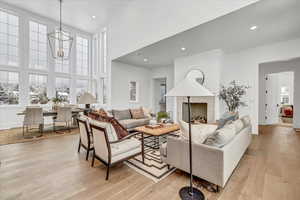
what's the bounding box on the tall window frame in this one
[76,35,89,76]
[0,10,19,67]
[29,20,48,70]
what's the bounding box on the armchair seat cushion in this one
[119,118,150,129]
[111,138,141,157]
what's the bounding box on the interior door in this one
[265,73,280,124]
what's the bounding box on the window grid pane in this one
[29,74,48,104]
[29,21,47,70]
[55,77,70,103]
[0,11,19,66]
[0,71,19,105]
[76,79,88,103]
[76,36,88,76]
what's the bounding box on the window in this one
[0,71,18,105]
[55,31,71,73]
[0,11,19,66]
[129,81,138,102]
[55,77,70,103]
[29,74,47,104]
[29,21,47,70]
[76,36,88,76]
[280,86,290,104]
[101,77,107,104]
[76,79,88,103]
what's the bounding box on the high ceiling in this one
[0,0,134,33]
[116,0,300,68]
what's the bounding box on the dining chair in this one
[77,117,93,160]
[53,106,72,132]
[23,107,44,138]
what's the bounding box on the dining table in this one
[17,108,86,132]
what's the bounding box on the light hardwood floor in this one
[0,125,299,200]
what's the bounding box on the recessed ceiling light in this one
[143,58,148,62]
[91,15,96,19]
[181,47,186,51]
[250,25,258,31]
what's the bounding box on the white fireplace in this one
[177,96,216,123]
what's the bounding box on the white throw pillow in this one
[142,107,152,118]
[232,119,244,133]
[241,115,251,127]
[205,123,236,147]
[179,120,217,144]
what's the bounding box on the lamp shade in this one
[78,92,97,104]
[166,77,214,97]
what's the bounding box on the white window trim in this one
[129,81,139,103]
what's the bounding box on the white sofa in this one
[160,118,252,188]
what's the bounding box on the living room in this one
[1,0,300,200]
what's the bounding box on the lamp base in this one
[179,187,205,200]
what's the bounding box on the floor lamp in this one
[166,70,214,200]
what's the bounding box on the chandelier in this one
[48,0,73,60]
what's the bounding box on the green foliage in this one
[157,111,169,122]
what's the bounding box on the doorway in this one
[264,71,294,126]
[153,78,167,114]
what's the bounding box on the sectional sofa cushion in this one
[112,109,132,120]
[204,123,236,148]
[130,107,145,119]
[119,118,150,129]
[179,120,217,145]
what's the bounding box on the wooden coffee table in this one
[134,123,180,150]
[134,124,180,163]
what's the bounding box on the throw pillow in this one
[88,112,129,140]
[241,115,251,127]
[218,112,239,129]
[179,120,217,144]
[142,107,152,118]
[232,119,244,133]
[130,107,145,119]
[97,108,108,117]
[112,109,132,120]
[204,124,236,148]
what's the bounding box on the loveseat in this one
[160,116,252,188]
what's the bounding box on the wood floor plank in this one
[0,125,299,200]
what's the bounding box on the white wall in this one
[107,0,259,60]
[110,61,152,109]
[173,49,223,121]
[221,38,300,134]
[151,65,174,116]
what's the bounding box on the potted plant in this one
[219,81,249,115]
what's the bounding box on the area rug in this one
[0,126,79,146]
[125,147,176,183]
